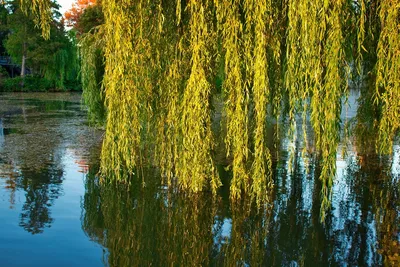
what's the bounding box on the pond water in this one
[0,92,399,266]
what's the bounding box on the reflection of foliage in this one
[9,123,66,234]
[82,167,276,266]
[366,160,400,266]
[82,169,217,266]
[342,130,400,266]
[4,125,65,234]
[214,199,272,266]
[349,63,399,266]
[18,166,64,234]
[81,118,399,266]
[374,178,400,266]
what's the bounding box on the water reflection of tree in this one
[341,87,400,266]
[17,165,64,234]
[82,167,275,266]
[0,119,4,148]
[81,149,398,266]
[79,89,400,266]
[353,147,400,266]
[82,169,215,266]
[5,122,65,234]
[262,123,398,266]
[264,146,333,266]
[213,198,272,266]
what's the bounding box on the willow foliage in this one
[376,0,400,154]
[20,0,51,39]
[217,0,250,199]
[44,33,80,90]
[100,0,143,182]
[80,27,106,124]
[58,0,400,217]
[248,0,276,204]
[177,0,221,193]
[285,0,348,220]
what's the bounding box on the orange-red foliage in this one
[64,0,97,27]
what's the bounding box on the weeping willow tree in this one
[99,0,141,182]
[44,32,80,90]
[216,0,279,203]
[80,26,106,124]
[96,0,399,216]
[24,0,400,218]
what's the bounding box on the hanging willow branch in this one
[176,0,221,193]
[100,0,141,182]
[250,0,274,205]
[80,26,106,124]
[285,0,347,220]
[217,0,249,199]
[376,0,400,155]
[20,0,52,39]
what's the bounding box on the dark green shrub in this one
[0,76,55,92]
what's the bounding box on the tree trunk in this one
[21,42,26,77]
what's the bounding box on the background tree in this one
[64,0,98,35]
[2,0,79,89]
[0,3,8,55]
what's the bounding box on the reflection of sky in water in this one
[213,217,232,248]
[392,145,400,181]
[221,218,232,238]
[331,150,377,265]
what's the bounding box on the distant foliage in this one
[0,76,53,92]
[0,66,8,78]
[64,0,97,27]
[2,0,80,90]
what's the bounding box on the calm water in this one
[0,92,399,266]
